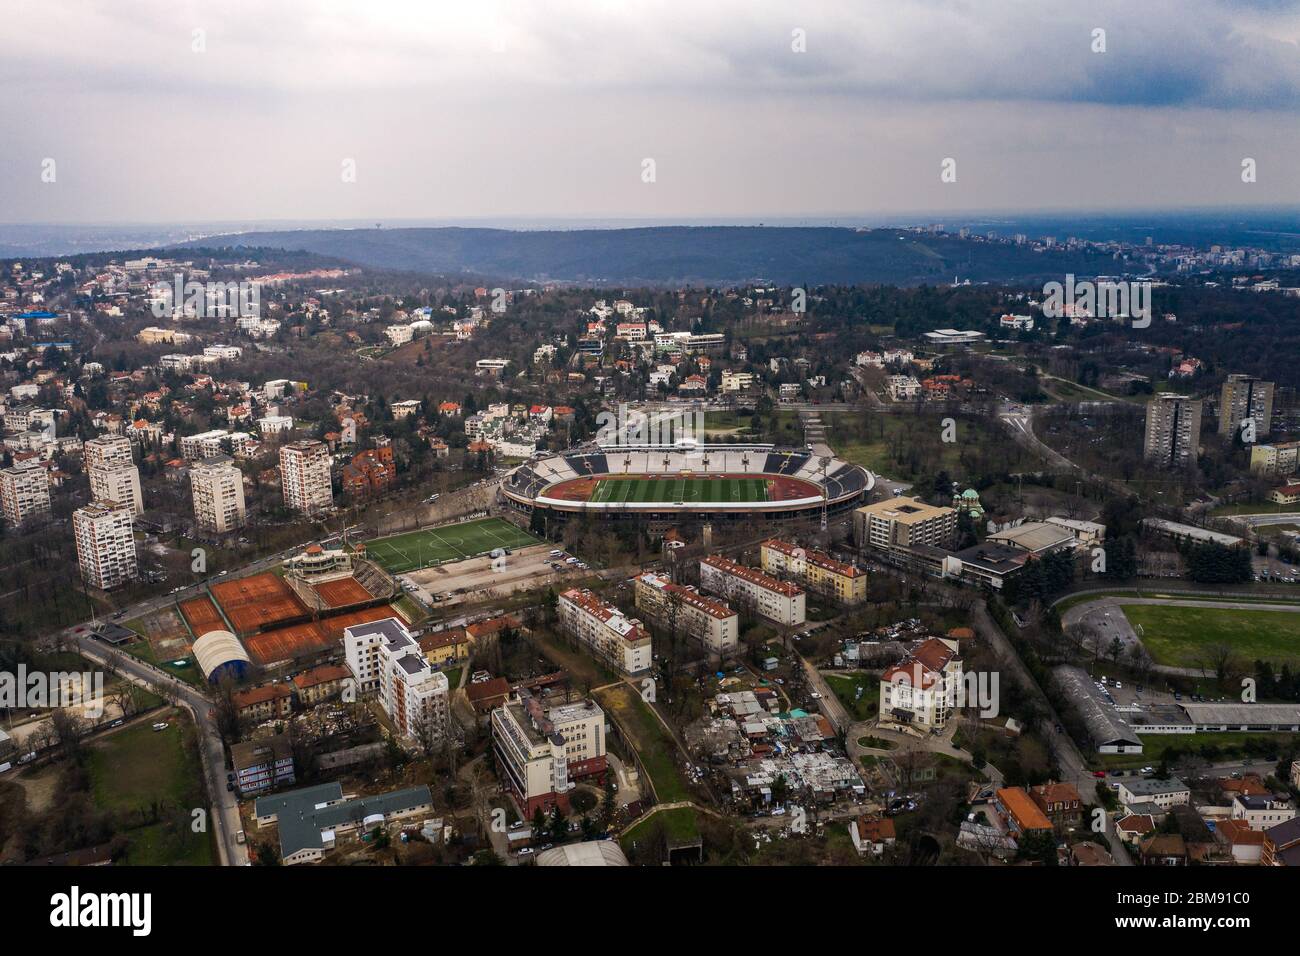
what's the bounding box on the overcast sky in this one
[4,0,1300,224]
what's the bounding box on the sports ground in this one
[590,476,770,504]
[1121,603,1300,667]
[363,516,539,574]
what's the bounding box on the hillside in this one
[177,226,1112,287]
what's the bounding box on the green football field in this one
[1122,603,1300,667]
[363,517,539,573]
[590,476,770,504]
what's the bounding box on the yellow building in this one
[291,664,352,706]
[419,627,471,667]
[761,539,868,604]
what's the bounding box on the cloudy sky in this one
[4,0,1300,224]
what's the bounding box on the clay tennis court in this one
[210,572,307,635]
[179,596,225,634]
[311,577,374,608]
[243,604,403,665]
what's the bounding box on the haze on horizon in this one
[5,0,1300,225]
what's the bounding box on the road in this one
[65,629,246,866]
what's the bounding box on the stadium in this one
[502,443,873,528]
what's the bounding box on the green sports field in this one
[590,476,770,504]
[364,517,538,573]
[1122,603,1300,668]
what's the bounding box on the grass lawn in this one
[120,634,206,687]
[595,683,691,804]
[1122,604,1300,667]
[438,665,463,689]
[1101,732,1300,769]
[1209,501,1300,517]
[824,672,878,722]
[620,805,700,851]
[87,714,214,865]
[364,516,538,573]
[590,476,770,504]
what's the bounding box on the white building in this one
[279,439,333,514]
[699,555,806,627]
[886,375,922,401]
[257,414,294,435]
[1231,794,1296,831]
[190,457,247,533]
[73,500,137,590]
[720,370,754,393]
[491,690,607,818]
[557,588,652,675]
[385,324,414,346]
[0,460,51,525]
[633,572,739,660]
[180,429,233,461]
[344,618,450,745]
[85,435,142,515]
[879,638,963,733]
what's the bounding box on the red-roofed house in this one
[879,637,962,733]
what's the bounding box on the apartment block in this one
[231,733,296,796]
[556,588,652,675]
[279,439,333,514]
[633,572,739,660]
[73,500,137,590]
[190,456,247,533]
[1219,373,1274,439]
[854,496,957,555]
[344,618,450,745]
[699,555,806,627]
[1249,440,1300,476]
[180,429,233,461]
[760,538,867,604]
[491,690,607,818]
[87,454,143,516]
[1143,394,1203,467]
[0,460,51,525]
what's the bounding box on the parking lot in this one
[401,543,590,607]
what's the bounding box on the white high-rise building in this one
[344,618,450,745]
[0,460,52,526]
[190,457,247,533]
[73,500,137,590]
[279,439,333,514]
[85,436,144,516]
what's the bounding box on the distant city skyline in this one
[4,0,1300,223]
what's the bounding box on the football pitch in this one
[590,476,770,504]
[364,517,539,573]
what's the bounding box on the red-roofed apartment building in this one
[341,446,396,498]
[879,637,963,733]
[995,786,1053,836]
